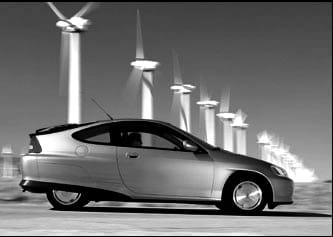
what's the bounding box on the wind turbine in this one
[257,130,272,161]
[196,83,219,146]
[46,2,97,124]
[170,51,196,133]
[269,135,282,166]
[129,10,160,120]
[216,87,236,152]
[231,109,249,155]
[1,144,14,177]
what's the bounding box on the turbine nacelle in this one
[131,59,160,71]
[170,84,196,94]
[257,131,272,145]
[216,112,235,121]
[231,109,248,129]
[56,17,91,32]
[197,100,219,109]
[1,145,13,155]
[231,121,249,129]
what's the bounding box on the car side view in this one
[20,119,294,213]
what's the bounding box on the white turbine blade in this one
[122,67,143,105]
[136,9,144,59]
[240,110,247,122]
[170,92,181,125]
[220,86,230,112]
[73,2,99,18]
[199,81,209,101]
[59,32,70,97]
[46,2,67,20]
[172,50,182,84]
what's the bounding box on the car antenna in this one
[90,97,114,120]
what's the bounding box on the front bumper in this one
[268,176,294,208]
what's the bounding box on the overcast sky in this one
[0,2,331,180]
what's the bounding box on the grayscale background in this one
[0,2,331,180]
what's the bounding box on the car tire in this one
[217,176,267,214]
[46,190,90,210]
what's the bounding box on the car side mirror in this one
[182,140,199,152]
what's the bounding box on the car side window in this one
[117,121,194,151]
[121,131,178,150]
[72,124,118,145]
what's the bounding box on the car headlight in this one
[271,165,288,177]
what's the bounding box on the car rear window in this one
[72,124,120,145]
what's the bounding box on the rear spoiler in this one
[30,122,95,136]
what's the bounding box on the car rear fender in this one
[22,154,95,189]
[21,155,40,180]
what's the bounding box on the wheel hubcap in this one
[233,181,263,210]
[53,190,81,205]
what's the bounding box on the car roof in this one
[91,118,173,126]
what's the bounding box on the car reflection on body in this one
[20,119,293,213]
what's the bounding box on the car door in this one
[116,121,214,198]
[72,123,123,192]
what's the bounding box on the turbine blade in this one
[220,86,230,112]
[136,9,144,59]
[46,2,67,20]
[199,80,209,101]
[73,2,99,18]
[170,92,181,126]
[240,110,247,122]
[172,50,182,85]
[59,32,70,97]
[122,67,143,106]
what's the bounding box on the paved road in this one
[0,202,331,236]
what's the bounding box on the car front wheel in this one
[46,190,90,210]
[218,177,267,214]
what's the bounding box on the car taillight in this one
[28,135,42,153]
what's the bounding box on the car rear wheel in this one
[218,177,267,214]
[46,190,90,210]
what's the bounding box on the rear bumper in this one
[19,179,131,202]
[20,179,86,193]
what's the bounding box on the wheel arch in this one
[221,169,274,206]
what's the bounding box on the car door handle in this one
[125,152,140,159]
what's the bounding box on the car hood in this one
[208,148,274,172]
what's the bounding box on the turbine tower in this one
[1,144,14,178]
[216,87,235,152]
[197,83,219,146]
[46,2,97,124]
[231,109,249,155]
[130,10,159,119]
[170,51,196,132]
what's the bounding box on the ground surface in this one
[0,202,332,236]
[0,177,332,235]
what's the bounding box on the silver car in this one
[20,119,293,213]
